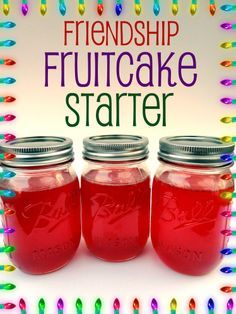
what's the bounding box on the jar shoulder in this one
[0,163,79,192]
[82,161,150,185]
[154,164,234,191]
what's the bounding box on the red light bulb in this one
[5,208,15,215]
[4,114,16,121]
[221,61,232,67]
[113,298,120,310]
[4,153,15,160]
[221,286,232,293]
[4,96,15,103]
[97,4,104,15]
[221,174,233,180]
[19,298,26,310]
[5,303,15,309]
[4,133,16,141]
[4,59,15,66]
[133,299,139,310]
[210,4,216,15]
[189,298,195,310]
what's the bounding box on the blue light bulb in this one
[153,3,160,15]
[221,248,233,255]
[221,154,233,162]
[115,3,122,15]
[208,298,214,310]
[221,267,233,274]
[59,1,66,15]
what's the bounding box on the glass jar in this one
[0,136,81,275]
[151,136,235,276]
[81,134,150,262]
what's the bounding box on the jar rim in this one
[83,134,149,162]
[158,135,235,168]
[0,136,74,168]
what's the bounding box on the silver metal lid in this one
[83,134,149,161]
[0,136,74,167]
[158,136,235,167]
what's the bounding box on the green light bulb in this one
[95,298,102,313]
[38,298,45,312]
[76,298,82,313]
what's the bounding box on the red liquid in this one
[152,174,233,275]
[1,179,81,274]
[81,169,150,261]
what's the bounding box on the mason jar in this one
[81,135,150,262]
[0,136,81,274]
[151,136,235,275]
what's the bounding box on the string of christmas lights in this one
[219,2,236,295]
[0,1,219,16]
[0,9,17,306]
[3,298,236,312]
[2,0,221,16]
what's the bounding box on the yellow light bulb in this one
[221,42,233,49]
[4,265,15,272]
[221,136,233,143]
[40,4,47,16]
[3,4,9,15]
[190,4,197,15]
[221,117,232,124]
[172,4,178,15]
[135,4,141,15]
[78,4,85,15]
[170,299,177,310]
[220,191,233,200]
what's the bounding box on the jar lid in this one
[158,136,235,167]
[0,136,74,167]
[83,134,149,162]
